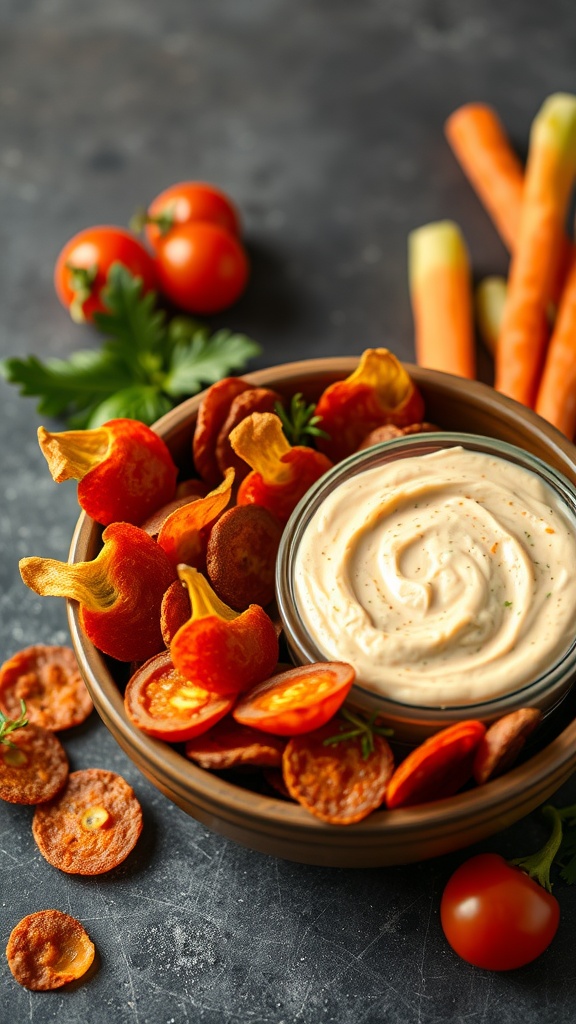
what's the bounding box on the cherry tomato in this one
[145,181,241,249]
[54,226,157,323]
[154,221,249,314]
[124,650,235,743]
[232,662,355,736]
[440,853,560,970]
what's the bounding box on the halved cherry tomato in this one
[385,720,486,809]
[232,662,355,736]
[54,226,157,322]
[145,181,241,248]
[154,221,249,314]
[441,853,560,970]
[124,650,235,742]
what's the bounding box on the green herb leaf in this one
[0,350,134,425]
[275,392,330,446]
[323,708,393,760]
[93,263,166,362]
[0,265,261,427]
[0,700,28,747]
[164,327,261,397]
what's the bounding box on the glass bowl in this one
[277,432,576,745]
[67,358,576,867]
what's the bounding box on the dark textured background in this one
[2,2,576,1021]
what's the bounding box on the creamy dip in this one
[293,446,576,706]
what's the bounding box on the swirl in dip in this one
[293,446,576,707]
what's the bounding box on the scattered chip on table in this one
[6,909,95,990]
[0,723,68,804]
[0,645,93,731]
[32,768,143,875]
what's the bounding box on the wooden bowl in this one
[67,359,576,867]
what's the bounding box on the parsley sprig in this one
[0,700,28,748]
[323,707,393,760]
[0,264,261,429]
[275,392,330,446]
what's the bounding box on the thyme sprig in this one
[323,707,393,760]
[0,700,28,748]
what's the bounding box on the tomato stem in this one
[65,262,98,323]
[510,804,563,892]
[129,206,175,237]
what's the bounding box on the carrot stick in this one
[494,93,576,407]
[446,101,573,308]
[534,256,576,437]
[408,220,475,379]
[445,103,524,252]
[475,276,507,357]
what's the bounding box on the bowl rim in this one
[66,357,576,859]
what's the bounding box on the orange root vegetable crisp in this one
[6,910,95,990]
[0,645,93,731]
[32,768,143,875]
[0,723,69,804]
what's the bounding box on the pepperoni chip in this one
[385,720,486,809]
[6,910,95,990]
[185,719,286,769]
[0,723,68,804]
[282,723,394,824]
[193,376,253,484]
[473,708,543,784]
[32,769,143,875]
[206,504,283,610]
[0,645,93,731]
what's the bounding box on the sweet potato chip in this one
[193,376,253,484]
[0,645,93,731]
[206,504,282,610]
[139,494,204,538]
[32,769,143,875]
[156,468,234,568]
[0,723,68,804]
[160,580,191,645]
[6,909,95,990]
[385,720,486,809]
[282,722,394,824]
[185,719,286,769]
[473,708,542,784]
